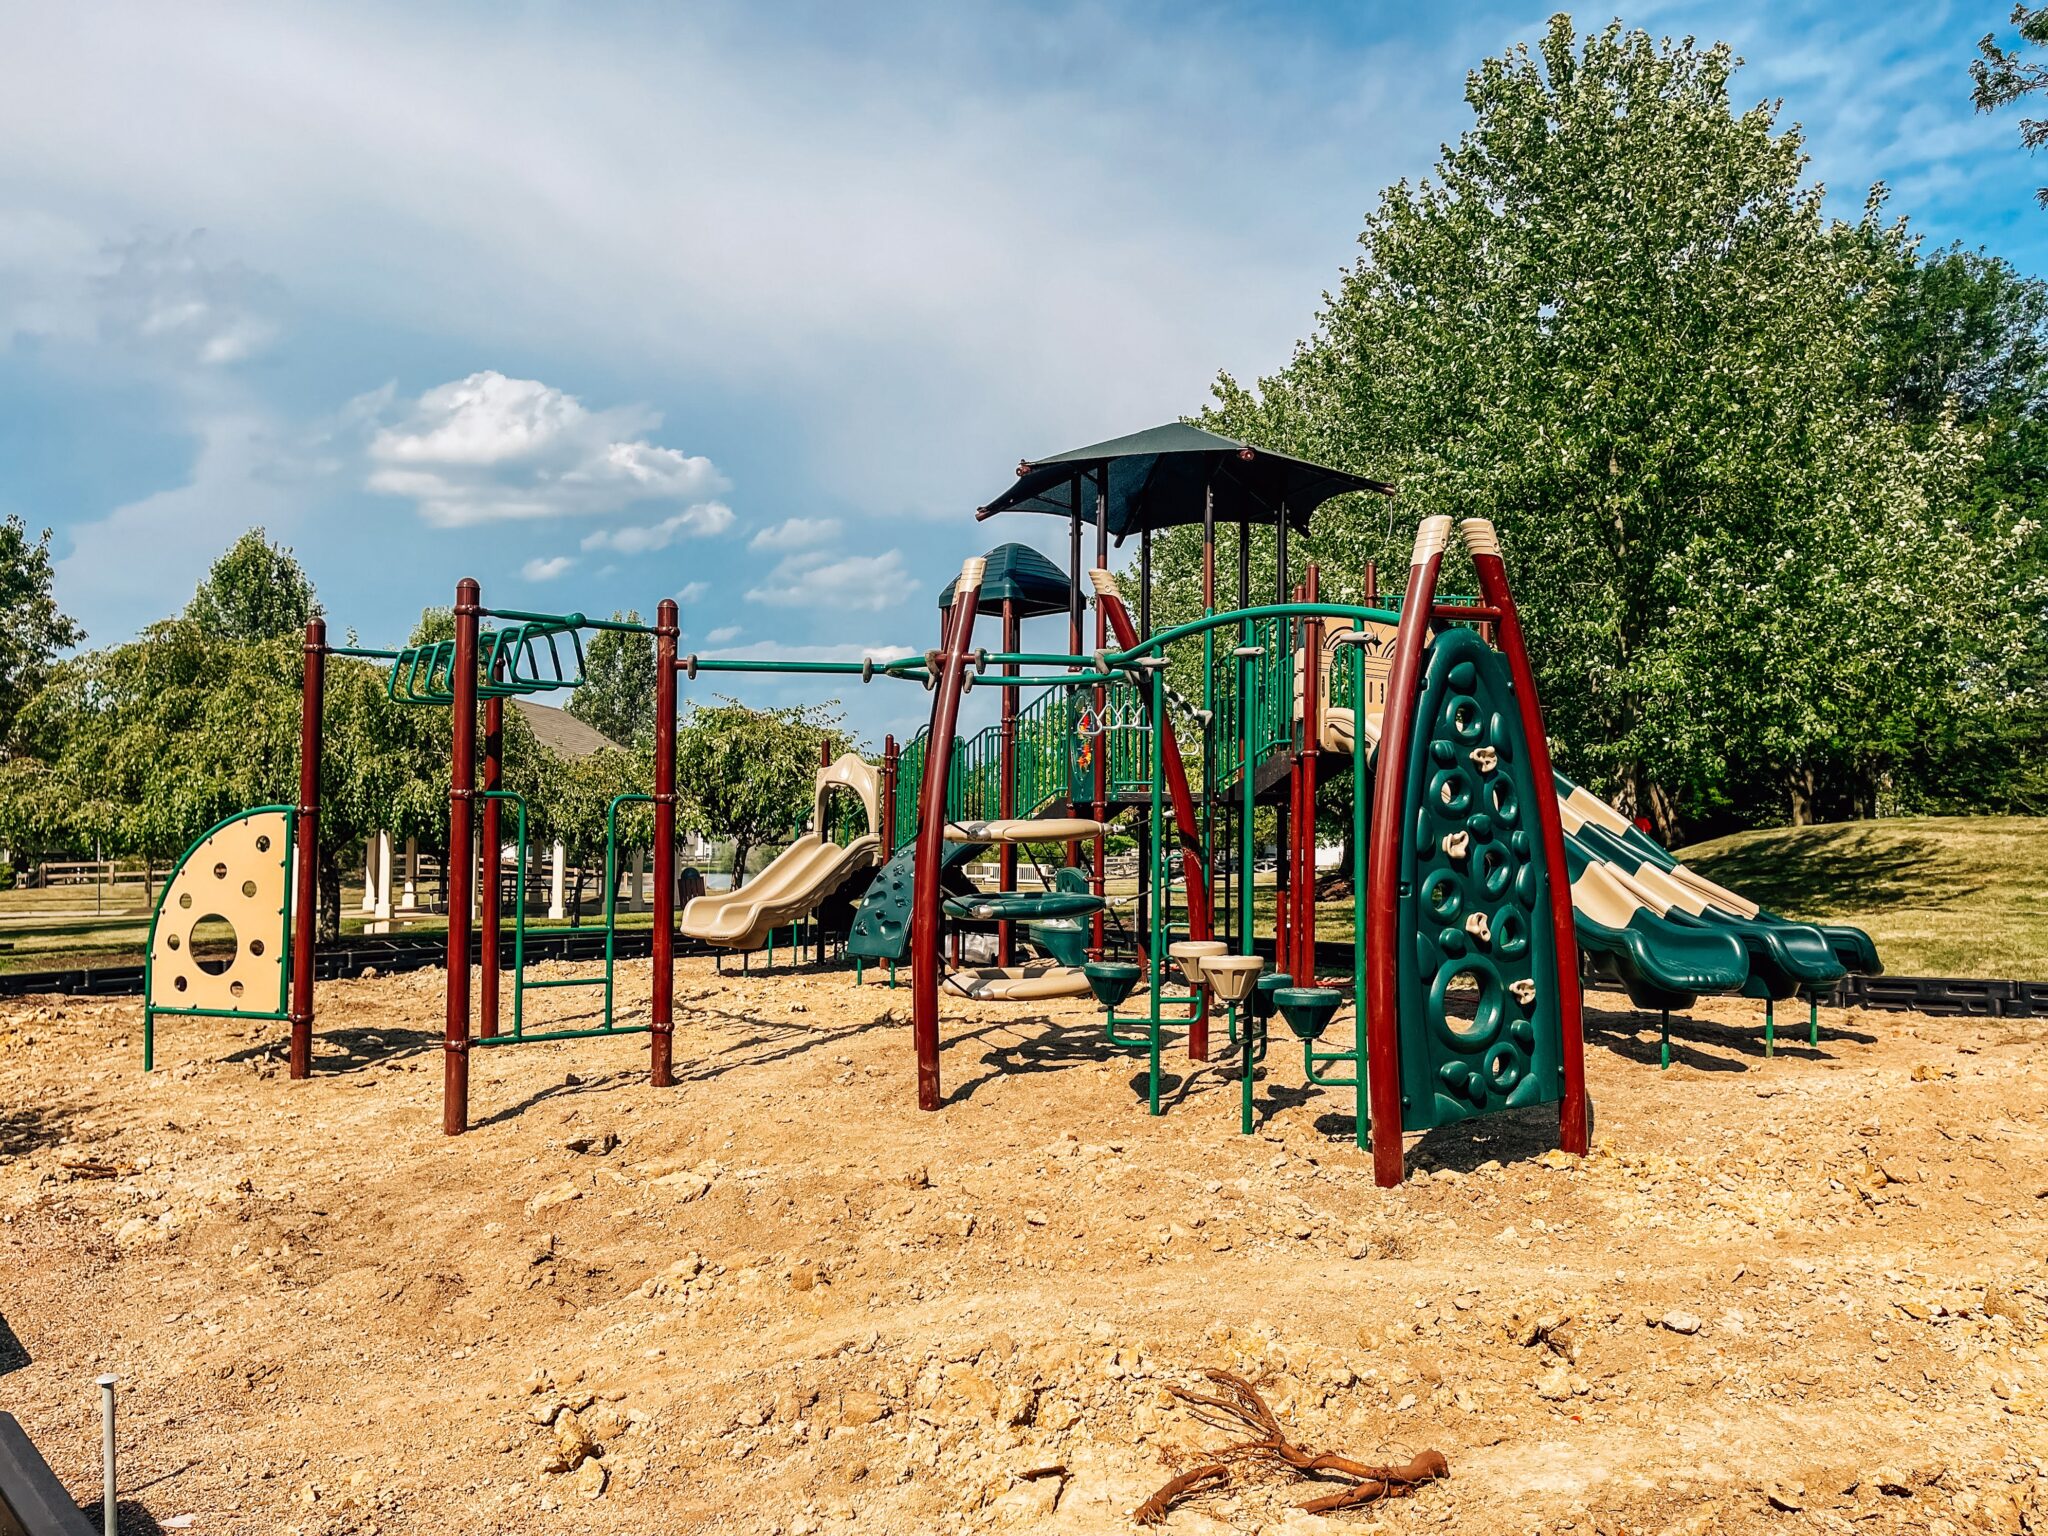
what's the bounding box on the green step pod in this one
[1250,972,1293,1023]
[1273,986,1343,1042]
[1082,961,1142,1010]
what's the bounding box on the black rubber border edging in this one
[0,1413,95,1536]
[0,933,2041,1019]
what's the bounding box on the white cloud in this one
[365,371,727,526]
[748,516,840,551]
[702,624,742,645]
[745,548,911,612]
[91,229,282,367]
[521,554,574,581]
[580,500,735,554]
[0,6,1463,523]
[676,581,708,603]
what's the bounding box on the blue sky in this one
[2,1,2044,747]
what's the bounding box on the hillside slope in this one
[1676,815,2048,979]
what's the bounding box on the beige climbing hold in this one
[1469,746,1499,772]
[1510,978,1537,1005]
[1441,830,1471,860]
[1464,911,1491,944]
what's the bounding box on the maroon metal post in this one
[478,687,503,1039]
[1365,520,1450,1186]
[998,596,1019,967]
[652,598,679,1088]
[288,618,326,1079]
[1461,521,1588,1156]
[911,557,985,1110]
[443,578,481,1136]
[880,735,898,853]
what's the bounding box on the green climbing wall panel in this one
[1394,627,1566,1132]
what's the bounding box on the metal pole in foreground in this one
[910,557,985,1110]
[97,1373,116,1536]
[444,578,481,1136]
[288,619,326,1079]
[651,598,679,1087]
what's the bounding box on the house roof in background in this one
[512,699,622,759]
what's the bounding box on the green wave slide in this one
[1552,770,1881,1012]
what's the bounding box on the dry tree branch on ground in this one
[1133,1369,1449,1523]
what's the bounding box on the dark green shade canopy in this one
[937,542,1075,617]
[977,422,1392,543]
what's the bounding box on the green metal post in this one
[1660,1008,1671,1070]
[1235,645,1259,954]
[1241,1010,1256,1135]
[1147,663,1165,1115]
[1765,997,1775,1057]
[603,794,654,1031]
[1350,640,1369,1150]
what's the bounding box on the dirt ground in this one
[1,957,2044,1536]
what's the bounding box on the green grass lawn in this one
[1677,815,2048,980]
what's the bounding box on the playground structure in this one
[138,420,1882,1185]
[679,751,883,952]
[142,591,686,1135]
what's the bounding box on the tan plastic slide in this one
[681,753,885,950]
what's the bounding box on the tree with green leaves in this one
[1975,5,2048,204]
[673,699,850,885]
[184,528,321,641]
[0,516,83,753]
[568,612,657,749]
[1155,17,2039,838]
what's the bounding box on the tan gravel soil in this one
[1,956,2044,1534]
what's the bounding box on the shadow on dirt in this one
[0,1311,27,1377]
[0,1102,75,1160]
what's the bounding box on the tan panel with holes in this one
[148,810,292,1014]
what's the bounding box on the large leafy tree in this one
[568,612,657,749]
[1974,5,2048,205]
[184,528,321,641]
[0,517,84,752]
[1157,17,2038,837]
[673,699,849,885]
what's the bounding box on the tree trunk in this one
[1786,764,1817,827]
[730,839,752,890]
[317,847,342,943]
[1620,766,1682,846]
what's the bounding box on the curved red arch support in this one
[1460,519,1587,1156]
[910,558,986,1110]
[1365,518,1451,1186]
